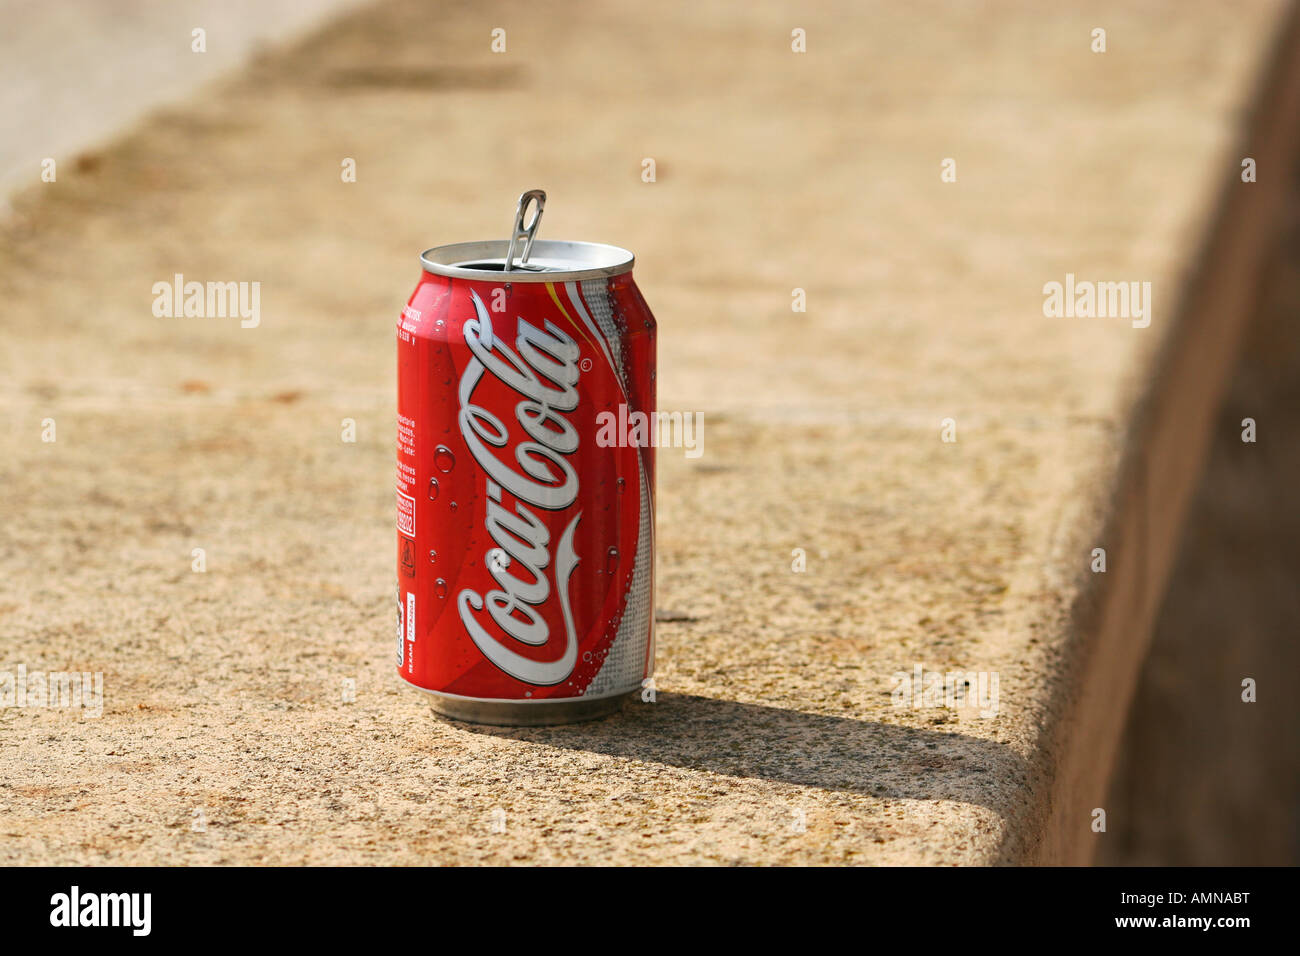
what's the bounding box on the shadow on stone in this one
[454,691,1026,812]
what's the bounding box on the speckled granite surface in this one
[0,0,1288,864]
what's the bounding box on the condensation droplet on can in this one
[427,477,439,500]
[616,477,626,492]
[435,445,456,473]
[449,501,458,512]
[434,578,447,599]
[606,546,619,573]
[428,549,437,564]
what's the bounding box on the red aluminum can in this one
[395,192,655,724]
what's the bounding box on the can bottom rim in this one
[398,675,635,726]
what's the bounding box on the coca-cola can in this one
[395,191,656,725]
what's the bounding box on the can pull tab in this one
[503,189,546,273]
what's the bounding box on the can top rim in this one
[420,239,635,282]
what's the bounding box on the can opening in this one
[455,261,553,273]
[420,239,635,282]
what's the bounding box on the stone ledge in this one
[1,0,1295,865]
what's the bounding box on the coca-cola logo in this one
[455,291,584,685]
